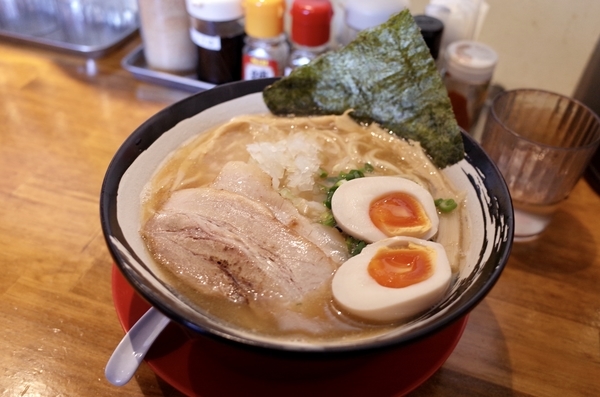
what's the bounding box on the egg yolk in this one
[368,244,435,288]
[369,192,431,237]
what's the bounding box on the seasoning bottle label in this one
[190,29,222,51]
[242,55,279,79]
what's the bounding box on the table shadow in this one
[510,208,597,274]
[409,300,518,396]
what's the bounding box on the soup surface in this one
[140,113,469,342]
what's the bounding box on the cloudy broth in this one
[140,113,468,342]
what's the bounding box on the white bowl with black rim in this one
[101,78,513,374]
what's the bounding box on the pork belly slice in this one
[141,187,337,307]
[211,161,349,265]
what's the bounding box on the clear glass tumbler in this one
[480,89,600,242]
[0,0,58,36]
[54,0,138,46]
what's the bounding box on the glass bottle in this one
[186,0,245,84]
[284,0,333,75]
[242,0,289,80]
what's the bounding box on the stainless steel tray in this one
[121,45,215,93]
[0,4,138,58]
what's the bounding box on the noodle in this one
[140,112,469,340]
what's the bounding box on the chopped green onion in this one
[346,236,367,256]
[344,169,365,180]
[322,163,373,209]
[434,198,458,213]
[324,181,344,209]
[320,164,373,257]
[320,211,336,227]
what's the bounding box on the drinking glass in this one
[480,89,600,242]
[0,0,58,36]
[54,0,137,44]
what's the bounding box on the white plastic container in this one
[138,0,198,73]
[443,39,498,133]
[338,0,409,46]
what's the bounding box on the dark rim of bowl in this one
[100,78,514,357]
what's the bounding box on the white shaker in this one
[138,0,198,73]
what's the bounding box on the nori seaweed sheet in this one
[263,10,464,169]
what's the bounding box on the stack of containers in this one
[140,0,448,84]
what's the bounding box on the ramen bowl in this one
[101,78,513,372]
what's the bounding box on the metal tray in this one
[121,45,215,93]
[0,5,138,58]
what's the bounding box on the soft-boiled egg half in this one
[331,236,452,322]
[331,176,439,243]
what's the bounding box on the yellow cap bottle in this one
[243,0,285,39]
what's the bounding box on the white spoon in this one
[105,307,171,386]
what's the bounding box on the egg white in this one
[331,236,452,323]
[331,176,439,243]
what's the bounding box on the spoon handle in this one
[105,307,171,386]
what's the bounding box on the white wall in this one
[409,0,600,96]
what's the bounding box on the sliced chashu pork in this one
[211,161,349,265]
[142,187,337,307]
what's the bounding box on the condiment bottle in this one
[413,14,444,61]
[242,0,289,80]
[443,40,498,133]
[186,0,245,84]
[284,0,333,75]
[338,0,408,46]
[138,0,198,73]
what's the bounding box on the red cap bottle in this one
[290,0,333,47]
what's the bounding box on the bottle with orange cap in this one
[242,0,290,80]
[284,0,333,76]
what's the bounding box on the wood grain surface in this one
[0,38,598,396]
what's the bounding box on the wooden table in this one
[0,38,598,397]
